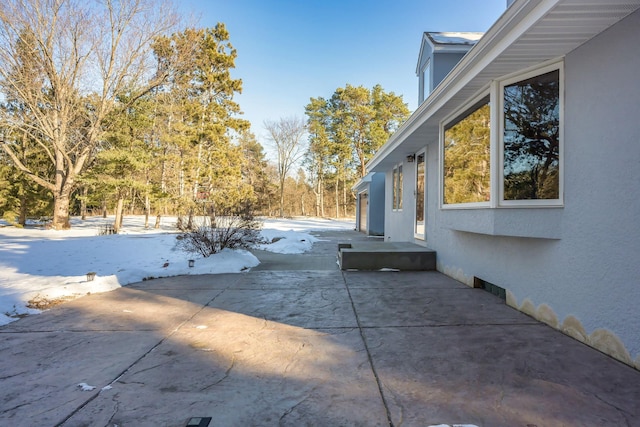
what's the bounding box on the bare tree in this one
[0,0,178,229]
[264,116,306,218]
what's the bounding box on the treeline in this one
[0,0,409,229]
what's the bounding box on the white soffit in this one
[368,0,640,172]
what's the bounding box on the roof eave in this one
[369,0,640,172]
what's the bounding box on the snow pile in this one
[258,229,317,254]
[0,215,353,325]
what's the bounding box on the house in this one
[353,33,481,238]
[365,0,640,370]
[353,172,385,236]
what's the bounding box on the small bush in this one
[98,223,116,235]
[176,207,265,257]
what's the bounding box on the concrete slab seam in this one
[53,288,229,427]
[340,270,394,427]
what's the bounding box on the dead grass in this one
[26,294,80,310]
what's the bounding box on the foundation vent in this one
[474,277,506,301]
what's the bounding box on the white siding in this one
[424,9,640,366]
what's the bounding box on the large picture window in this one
[503,69,560,201]
[443,96,491,205]
[439,61,563,212]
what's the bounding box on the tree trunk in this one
[335,178,339,219]
[279,178,285,218]
[102,199,108,218]
[80,186,88,220]
[154,214,161,229]
[52,189,72,230]
[18,190,27,226]
[187,209,194,229]
[113,197,124,233]
[342,175,347,218]
[144,192,150,228]
[320,178,325,217]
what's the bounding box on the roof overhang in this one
[352,172,375,192]
[373,0,640,172]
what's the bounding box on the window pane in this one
[397,165,403,210]
[503,69,560,200]
[422,62,430,101]
[392,168,397,209]
[415,153,425,235]
[443,97,491,204]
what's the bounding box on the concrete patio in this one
[1,229,639,426]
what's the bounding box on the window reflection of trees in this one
[443,98,491,204]
[416,153,425,224]
[503,70,560,200]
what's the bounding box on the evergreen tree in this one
[152,25,251,220]
[305,84,409,217]
[238,131,277,214]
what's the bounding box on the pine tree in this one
[305,84,409,217]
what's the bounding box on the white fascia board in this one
[368,0,559,172]
[352,172,374,191]
[432,45,475,53]
[415,33,431,75]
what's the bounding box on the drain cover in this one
[186,417,211,427]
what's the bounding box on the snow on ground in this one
[0,215,354,325]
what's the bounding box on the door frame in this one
[414,149,427,240]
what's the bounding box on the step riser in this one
[338,244,436,271]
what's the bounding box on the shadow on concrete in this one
[1,230,639,426]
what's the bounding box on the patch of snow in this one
[428,31,483,45]
[260,217,354,232]
[77,383,96,391]
[0,215,349,325]
[379,268,400,272]
[258,229,317,254]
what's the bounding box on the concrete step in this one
[338,242,436,271]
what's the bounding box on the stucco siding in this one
[368,173,386,236]
[384,165,415,243]
[423,9,640,367]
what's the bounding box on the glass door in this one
[415,151,426,238]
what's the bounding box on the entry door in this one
[414,151,426,238]
[358,192,368,233]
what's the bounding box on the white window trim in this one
[421,59,431,103]
[498,60,564,207]
[414,148,427,240]
[440,89,492,210]
[438,59,564,211]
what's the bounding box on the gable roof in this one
[373,0,640,172]
[416,32,483,75]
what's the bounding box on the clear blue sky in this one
[179,0,507,143]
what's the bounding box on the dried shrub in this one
[176,206,265,257]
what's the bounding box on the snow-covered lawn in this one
[0,215,354,326]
